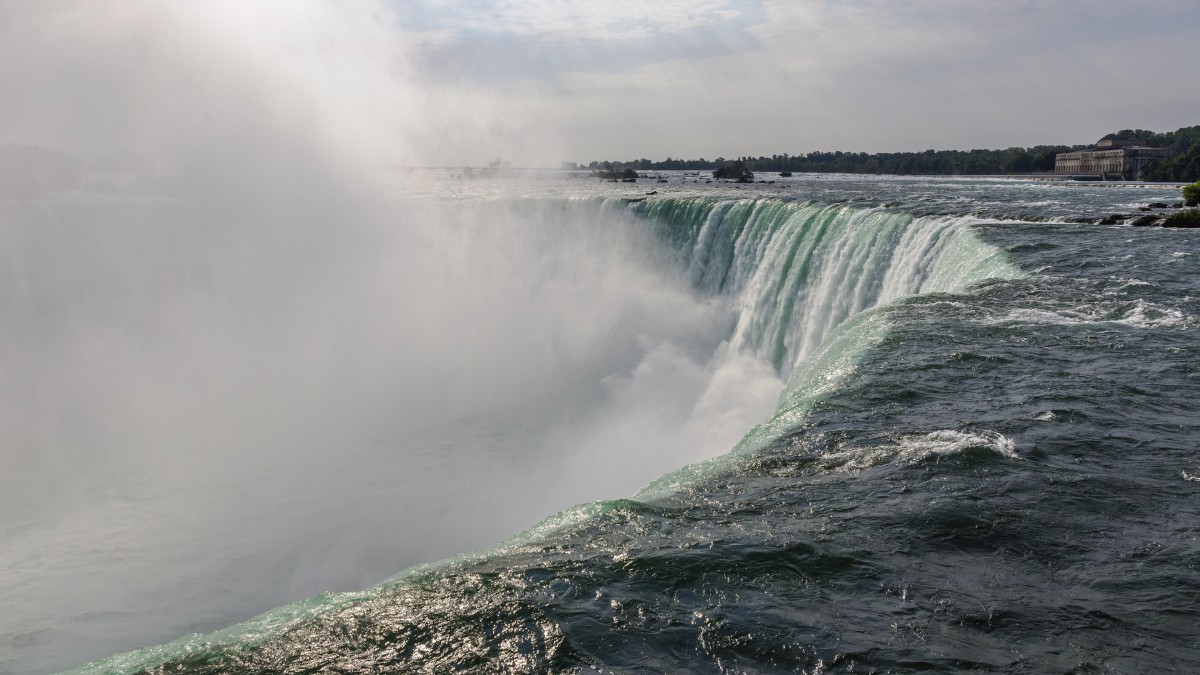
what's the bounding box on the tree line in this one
[585,125,1200,182]
[1111,126,1200,181]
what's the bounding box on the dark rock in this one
[1129,215,1162,227]
[713,161,754,182]
[1162,210,1200,228]
[1146,202,1170,209]
[1098,214,1125,225]
[593,165,639,181]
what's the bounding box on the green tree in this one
[1182,181,1200,207]
[1163,209,1200,227]
[1142,143,1200,182]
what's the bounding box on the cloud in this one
[400,0,756,41]
[2,0,1196,167]
[400,0,766,90]
[396,0,1200,160]
[746,0,1200,149]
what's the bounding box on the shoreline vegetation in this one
[582,125,1200,183]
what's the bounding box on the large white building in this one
[1055,138,1171,179]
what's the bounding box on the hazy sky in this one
[2,1,1198,167]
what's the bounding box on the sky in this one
[1,0,1198,167]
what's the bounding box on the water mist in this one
[0,7,785,672]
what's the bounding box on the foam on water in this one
[985,298,1191,329]
[816,430,1019,473]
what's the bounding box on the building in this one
[1055,138,1172,179]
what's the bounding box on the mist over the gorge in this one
[0,4,788,671]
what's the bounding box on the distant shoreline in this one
[394,166,1188,187]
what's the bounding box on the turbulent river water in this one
[2,173,1197,673]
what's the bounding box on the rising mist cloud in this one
[0,1,418,174]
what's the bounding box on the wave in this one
[982,298,1192,329]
